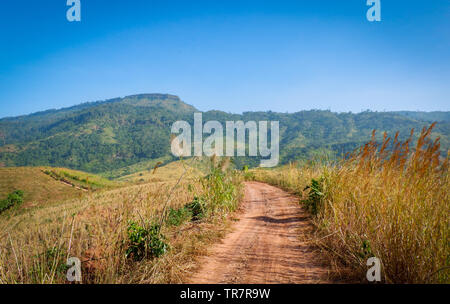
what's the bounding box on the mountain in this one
[0,94,197,173]
[0,94,448,176]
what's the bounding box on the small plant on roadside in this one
[166,206,192,226]
[202,161,238,214]
[185,196,207,221]
[126,220,168,261]
[302,178,324,215]
[242,165,255,181]
[359,240,373,259]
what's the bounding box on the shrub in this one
[0,190,24,214]
[202,166,238,214]
[126,221,168,261]
[166,206,192,226]
[185,196,206,221]
[302,178,324,215]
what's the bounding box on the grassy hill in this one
[0,159,202,210]
[0,167,93,208]
[0,166,123,210]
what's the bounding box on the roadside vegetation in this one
[0,157,243,283]
[252,124,449,283]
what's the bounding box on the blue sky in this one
[0,0,449,118]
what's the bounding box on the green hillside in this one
[0,94,448,176]
[0,94,196,173]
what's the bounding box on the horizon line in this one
[1,92,449,120]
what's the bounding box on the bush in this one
[185,196,207,221]
[0,190,24,214]
[126,221,168,261]
[302,178,324,215]
[166,206,192,226]
[202,166,238,214]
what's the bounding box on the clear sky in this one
[0,0,448,118]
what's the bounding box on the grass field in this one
[118,160,204,183]
[100,156,174,179]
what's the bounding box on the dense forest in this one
[0,94,448,177]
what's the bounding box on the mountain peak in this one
[117,93,197,113]
[122,93,181,101]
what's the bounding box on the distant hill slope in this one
[392,111,450,122]
[0,94,448,175]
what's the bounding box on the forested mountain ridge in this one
[0,94,196,173]
[391,111,450,122]
[0,94,448,175]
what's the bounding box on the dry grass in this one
[118,160,203,184]
[253,124,449,283]
[251,162,319,195]
[0,159,243,284]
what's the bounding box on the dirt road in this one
[189,181,329,283]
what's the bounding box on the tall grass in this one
[254,124,449,283]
